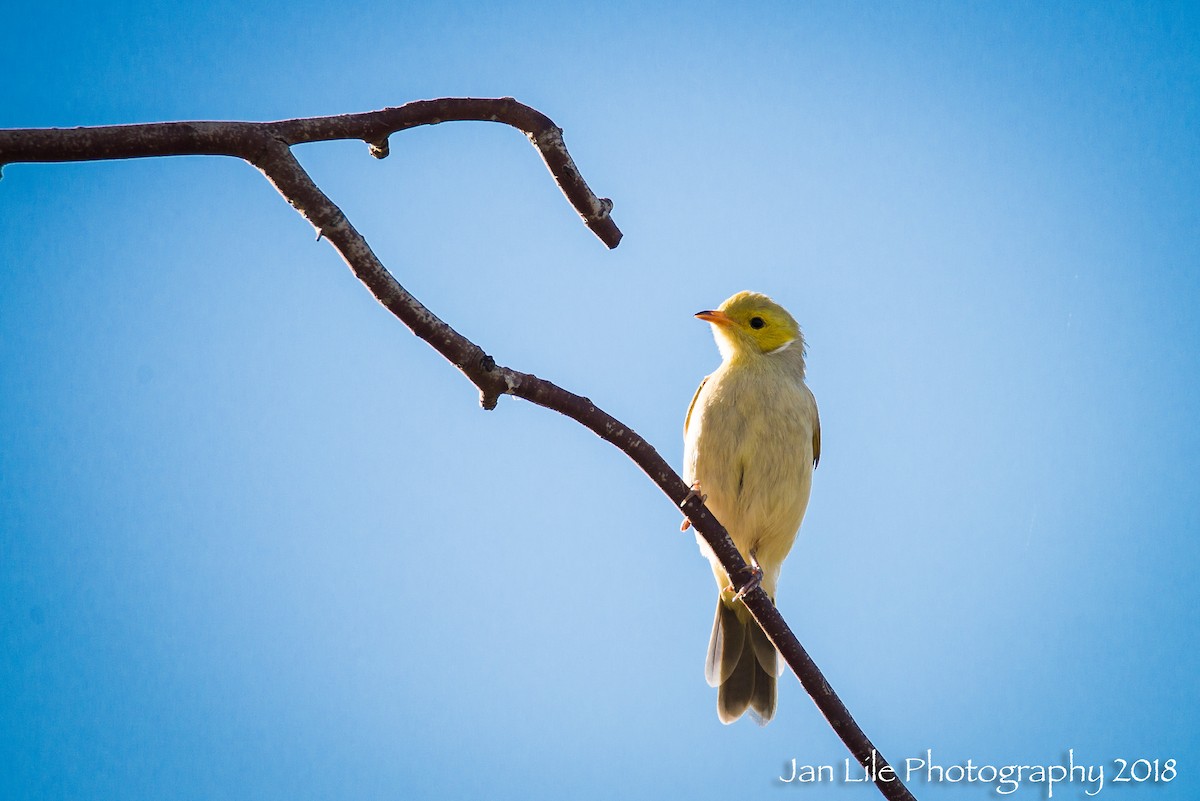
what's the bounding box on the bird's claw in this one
[679,482,707,531]
[728,565,764,602]
[727,550,764,601]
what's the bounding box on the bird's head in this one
[696,291,804,362]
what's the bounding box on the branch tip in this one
[479,389,501,411]
[368,138,390,159]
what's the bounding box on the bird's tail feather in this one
[706,598,779,725]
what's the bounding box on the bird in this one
[682,290,820,725]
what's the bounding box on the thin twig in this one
[0,98,915,801]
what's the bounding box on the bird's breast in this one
[684,364,817,572]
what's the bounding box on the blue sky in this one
[2,2,1198,800]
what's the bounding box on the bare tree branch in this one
[0,98,916,801]
[0,97,619,248]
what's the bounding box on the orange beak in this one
[695,309,734,326]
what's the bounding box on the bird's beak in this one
[695,309,734,326]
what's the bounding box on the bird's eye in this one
[749,317,766,329]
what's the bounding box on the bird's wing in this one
[812,406,821,468]
[684,375,709,437]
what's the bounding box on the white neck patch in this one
[765,339,795,355]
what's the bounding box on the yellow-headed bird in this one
[683,291,820,724]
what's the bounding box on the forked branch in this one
[0,98,915,801]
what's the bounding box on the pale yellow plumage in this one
[683,291,820,725]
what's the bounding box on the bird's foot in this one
[679,482,706,531]
[728,549,764,602]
